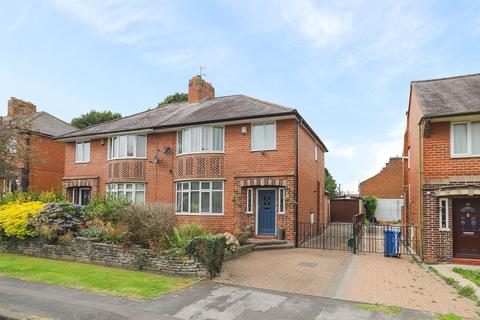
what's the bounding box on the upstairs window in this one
[177,126,224,155]
[75,141,90,163]
[252,121,276,151]
[108,135,147,159]
[452,121,480,156]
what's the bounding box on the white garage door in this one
[376,199,403,222]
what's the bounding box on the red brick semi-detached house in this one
[0,98,76,194]
[404,73,480,264]
[56,76,328,243]
[359,157,404,222]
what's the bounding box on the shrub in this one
[166,223,208,255]
[104,223,128,244]
[0,201,46,239]
[30,203,89,242]
[0,191,63,205]
[79,226,106,239]
[234,231,250,246]
[121,204,174,249]
[186,234,226,279]
[84,196,129,223]
[362,196,378,222]
[224,232,240,252]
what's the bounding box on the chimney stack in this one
[188,76,215,104]
[8,97,37,117]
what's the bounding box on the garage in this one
[330,196,363,223]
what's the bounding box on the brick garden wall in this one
[0,238,206,277]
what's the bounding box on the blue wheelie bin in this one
[384,227,401,258]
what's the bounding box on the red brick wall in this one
[360,158,403,199]
[423,122,480,178]
[404,89,423,228]
[298,125,325,224]
[63,119,316,242]
[28,135,66,193]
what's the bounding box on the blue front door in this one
[258,190,276,235]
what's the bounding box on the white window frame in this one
[278,188,285,214]
[246,188,253,214]
[75,141,91,163]
[451,121,480,157]
[175,180,224,215]
[106,183,146,205]
[107,135,147,160]
[251,121,277,151]
[439,198,449,231]
[176,126,225,156]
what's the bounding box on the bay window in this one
[452,121,480,156]
[252,122,276,151]
[177,126,224,155]
[107,183,145,205]
[176,181,224,214]
[75,141,90,163]
[108,135,147,159]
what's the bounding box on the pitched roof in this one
[412,73,480,118]
[57,95,295,139]
[1,112,76,137]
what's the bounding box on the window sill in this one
[246,211,253,215]
[175,213,224,216]
[176,151,225,157]
[107,157,147,161]
[251,148,277,152]
[75,161,90,164]
[278,212,285,215]
[439,228,451,232]
[450,154,480,159]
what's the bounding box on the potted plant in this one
[277,228,285,240]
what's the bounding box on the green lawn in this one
[0,254,194,298]
[452,267,480,287]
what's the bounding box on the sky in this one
[1,0,480,193]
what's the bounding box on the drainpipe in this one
[294,119,300,247]
[418,120,424,260]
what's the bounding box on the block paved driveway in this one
[216,248,479,318]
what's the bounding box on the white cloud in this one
[50,0,173,45]
[281,0,352,47]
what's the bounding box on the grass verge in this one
[0,253,194,298]
[428,266,480,306]
[436,313,463,320]
[354,303,402,315]
[452,267,480,288]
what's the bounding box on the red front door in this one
[453,198,480,259]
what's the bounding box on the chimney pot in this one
[7,97,37,117]
[188,76,215,104]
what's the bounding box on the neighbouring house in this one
[359,157,404,222]
[56,76,328,243]
[0,98,76,194]
[403,73,480,263]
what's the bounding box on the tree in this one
[0,116,33,191]
[71,110,122,129]
[362,196,379,222]
[324,168,338,198]
[158,92,188,107]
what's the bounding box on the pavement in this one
[0,276,440,320]
[216,248,479,318]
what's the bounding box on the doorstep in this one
[453,258,480,266]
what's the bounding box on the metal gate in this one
[297,213,419,256]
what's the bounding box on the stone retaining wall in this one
[0,238,207,278]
